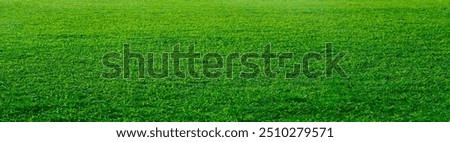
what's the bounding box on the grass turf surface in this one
[1,0,449,121]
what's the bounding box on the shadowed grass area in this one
[0,0,449,121]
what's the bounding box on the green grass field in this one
[1,0,449,121]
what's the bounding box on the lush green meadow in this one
[1,0,449,121]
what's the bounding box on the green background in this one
[1,0,449,121]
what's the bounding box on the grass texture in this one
[0,0,449,121]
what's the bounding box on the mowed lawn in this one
[0,0,449,121]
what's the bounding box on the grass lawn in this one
[0,0,449,121]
